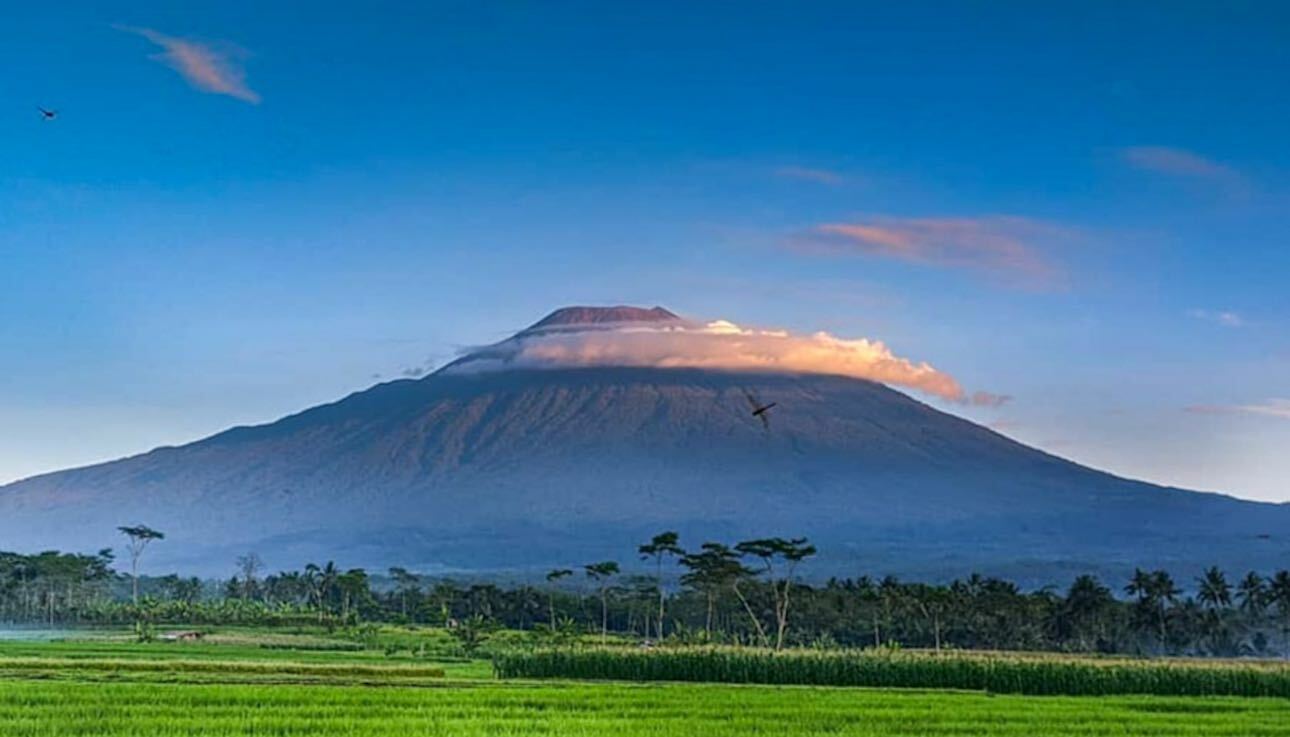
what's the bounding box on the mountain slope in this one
[1,309,1286,582]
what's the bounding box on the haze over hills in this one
[1,306,1286,585]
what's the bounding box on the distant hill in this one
[1,306,1286,585]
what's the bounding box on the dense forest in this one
[3,529,1290,658]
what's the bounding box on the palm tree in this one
[1268,570,1290,659]
[1124,568,1178,652]
[1060,574,1114,652]
[583,561,620,643]
[1197,567,1232,610]
[1237,571,1268,617]
[1196,567,1234,654]
[1151,570,1181,650]
[304,561,340,623]
[638,531,683,640]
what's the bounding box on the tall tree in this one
[679,543,748,637]
[116,525,164,605]
[544,568,573,629]
[583,561,620,643]
[735,537,817,649]
[638,531,683,640]
[336,568,370,621]
[388,567,421,620]
[235,553,264,601]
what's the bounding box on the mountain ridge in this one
[1,307,1286,584]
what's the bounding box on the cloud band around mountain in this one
[451,316,1002,405]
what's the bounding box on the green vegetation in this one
[0,631,1286,735]
[493,647,1290,697]
[6,529,1290,660]
[0,669,1286,736]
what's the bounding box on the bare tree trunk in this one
[732,582,769,647]
[705,592,714,636]
[600,589,608,644]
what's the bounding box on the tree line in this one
[3,527,1290,658]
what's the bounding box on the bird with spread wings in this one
[744,390,777,431]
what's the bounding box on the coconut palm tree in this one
[1059,574,1115,652]
[1197,567,1232,610]
[1237,571,1268,617]
[1268,570,1290,659]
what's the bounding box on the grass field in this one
[0,629,1287,736]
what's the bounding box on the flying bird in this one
[37,107,58,120]
[744,390,777,430]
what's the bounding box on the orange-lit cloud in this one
[454,316,1004,405]
[775,166,845,185]
[794,216,1063,287]
[1186,399,1290,420]
[117,26,260,104]
[1121,146,1245,187]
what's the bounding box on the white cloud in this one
[1188,309,1245,328]
[1186,399,1290,420]
[450,315,1004,405]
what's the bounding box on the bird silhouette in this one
[37,107,58,120]
[743,390,777,430]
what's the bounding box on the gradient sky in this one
[2,2,1288,501]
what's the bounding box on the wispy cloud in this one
[1186,399,1290,420]
[1121,146,1246,188]
[775,166,845,185]
[117,25,260,104]
[971,391,1012,408]
[1188,309,1245,328]
[792,215,1065,288]
[450,314,1005,406]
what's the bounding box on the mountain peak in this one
[525,305,681,333]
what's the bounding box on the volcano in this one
[1,306,1286,583]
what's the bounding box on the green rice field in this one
[0,630,1287,736]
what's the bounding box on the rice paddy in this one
[0,631,1286,736]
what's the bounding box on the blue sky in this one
[1,2,1288,501]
